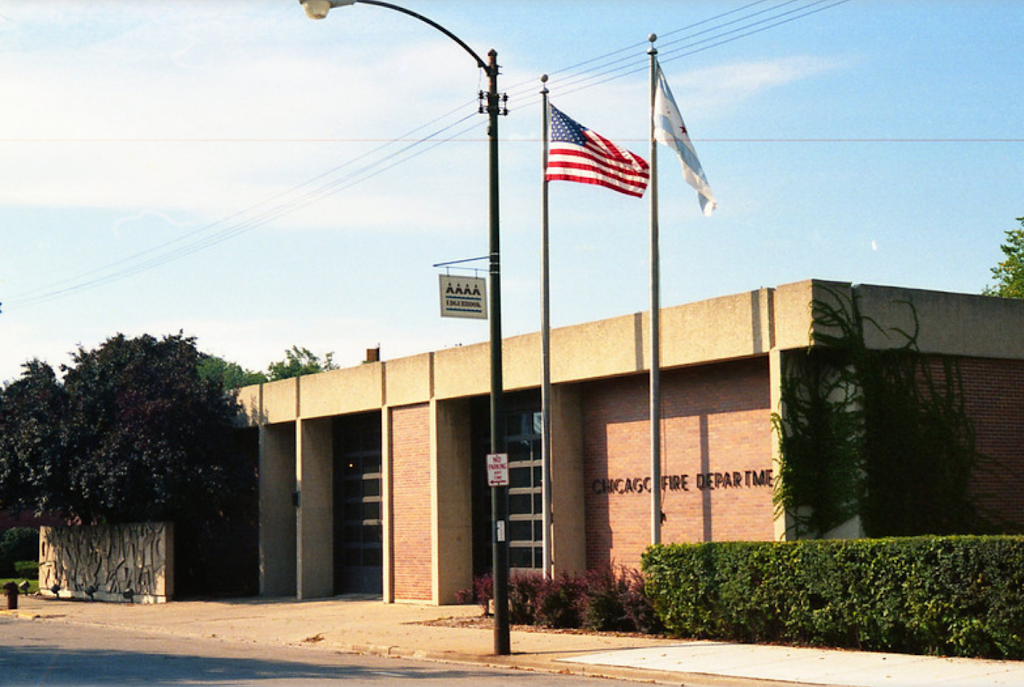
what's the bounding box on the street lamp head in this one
[299,0,357,20]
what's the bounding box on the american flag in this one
[546,105,649,198]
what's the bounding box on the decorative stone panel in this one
[39,522,174,603]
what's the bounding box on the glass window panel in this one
[509,521,533,541]
[509,494,532,514]
[363,502,380,520]
[509,546,533,569]
[344,502,360,521]
[509,467,532,488]
[363,547,382,567]
[508,444,532,462]
[506,415,523,436]
[363,479,380,496]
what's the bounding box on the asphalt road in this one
[0,616,646,687]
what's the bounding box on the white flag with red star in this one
[653,64,717,216]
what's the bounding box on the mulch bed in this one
[418,613,666,639]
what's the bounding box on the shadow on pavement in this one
[0,644,512,686]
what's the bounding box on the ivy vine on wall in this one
[772,286,994,539]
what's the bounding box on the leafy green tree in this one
[0,360,69,516]
[197,354,268,391]
[983,217,1024,299]
[0,333,253,524]
[266,346,338,381]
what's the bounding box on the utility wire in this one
[3,0,848,310]
[7,113,481,308]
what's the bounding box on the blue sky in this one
[1,1,1022,384]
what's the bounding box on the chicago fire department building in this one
[238,279,1024,604]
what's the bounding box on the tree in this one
[0,333,253,524]
[0,360,69,516]
[983,217,1024,299]
[266,346,338,381]
[197,354,267,391]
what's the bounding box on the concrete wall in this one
[260,423,296,597]
[296,417,333,600]
[239,280,1024,602]
[433,398,473,603]
[239,281,1024,427]
[550,384,586,574]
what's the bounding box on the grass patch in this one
[0,578,40,595]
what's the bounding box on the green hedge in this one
[642,537,1024,659]
[0,528,39,577]
[13,560,39,579]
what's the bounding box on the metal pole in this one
[539,75,553,579]
[648,35,662,546]
[299,0,509,655]
[486,49,510,656]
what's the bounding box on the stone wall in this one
[39,522,174,603]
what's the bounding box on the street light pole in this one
[298,0,510,656]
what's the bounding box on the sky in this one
[1,0,1022,384]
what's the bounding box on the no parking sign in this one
[486,453,508,487]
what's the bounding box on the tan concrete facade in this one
[239,280,1024,604]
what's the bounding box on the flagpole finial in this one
[648,33,657,43]
[540,73,548,94]
[648,33,657,55]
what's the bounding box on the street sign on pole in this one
[486,453,509,487]
[439,275,487,319]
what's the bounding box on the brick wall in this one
[583,357,774,570]
[955,357,1024,530]
[389,403,433,601]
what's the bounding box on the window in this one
[507,411,543,570]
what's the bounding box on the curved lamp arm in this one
[297,0,509,657]
[299,0,492,74]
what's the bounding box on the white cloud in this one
[663,55,844,110]
[0,2,488,233]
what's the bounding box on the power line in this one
[3,1,850,311]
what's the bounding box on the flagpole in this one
[539,74,554,578]
[648,34,662,546]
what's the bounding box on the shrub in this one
[581,566,628,632]
[467,566,661,633]
[535,572,584,629]
[508,571,542,625]
[642,536,1024,659]
[622,567,663,634]
[14,560,39,579]
[0,528,39,577]
[473,572,493,616]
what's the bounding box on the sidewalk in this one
[4,594,1024,687]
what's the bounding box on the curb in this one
[0,609,41,620]
[4,604,831,687]
[329,639,814,687]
